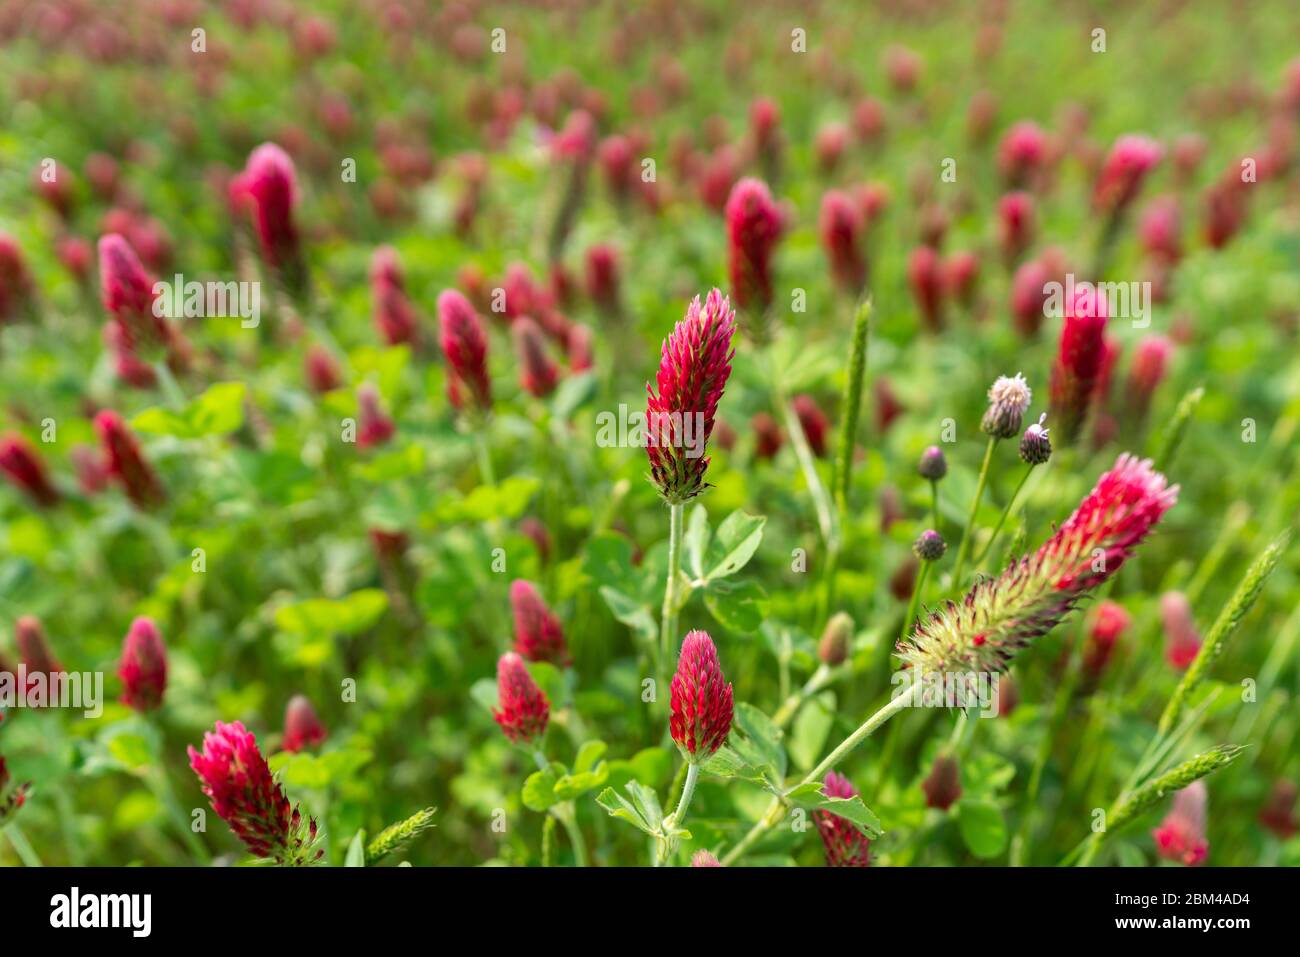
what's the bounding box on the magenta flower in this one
[95,410,165,509]
[690,850,722,867]
[945,251,980,307]
[16,615,61,683]
[818,189,867,294]
[493,652,550,746]
[1093,135,1163,215]
[437,289,491,414]
[584,244,622,316]
[1161,591,1202,670]
[1010,258,1051,337]
[1127,335,1173,418]
[282,695,328,753]
[724,178,782,319]
[231,143,306,296]
[510,579,569,666]
[997,191,1035,265]
[899,454,1177,676]
[1139,197,1182,264]
[0,434,60,508]
[304,344,343,393]
[1048,284,1109,442]
[1083,600,1131,680]
[669,630,734,762]
[370,246,420,348]
[1153,781,1209,866]
[645,289,737,504]
[189,721,322,864]
[98,233,169,354]
[792,394,830,457]
[998,121,1048,187]
[356,383,395,449]
[815,771,871,866]
[118,617,167,713]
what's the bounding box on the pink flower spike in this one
[669,630,734,761]
[283,695,328,752]
[510,580,569,666]
[815,771,871,867]
[437,289,492,414]
[724,178,782,320]
[118,617,167,713]
[1153,781,1209,866]
[493,652,550,746]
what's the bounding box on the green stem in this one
[778,390,839,554]
[473,430,496,486]
[664,762,700,832]
[3,823,42,867]
[552,803,588,867]
[899,561,933,644]
[721,691,913,866]
[930,479,940,531]
[772,663,834,728]
[659,503,685,678]
[951,437,998,586]
[833,298,872,512]
[973,464,1035,567]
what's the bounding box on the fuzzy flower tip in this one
[437,289,491,414]
[510,579,569,665]
[645,289,737,504]
[283,695,328,752]
[815,771,871,866]
[1153,781,1208,866]
[898,453,1177,677]
[493,652,550,746]
[690,850,722,867]
[669,630,734,761]
[188,721,322,865]
[725,177,782,317]
[982,373,1032,438]
[118,617,167,712]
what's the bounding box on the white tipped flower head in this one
[982,372,1033,438]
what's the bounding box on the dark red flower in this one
[922,753,962,810]
[998,191,1035,265]
[1083,600,1131,680]
[818,189,867,294]
[493,652,550,746]
[304,344,342,393]
[356,384,395,449]
[282,695,328,752]
[584,244,622,316]
[370,245,420,348]
[1161,591,1201,670]
[513,317,560,398]
[907,245,945,332]
[231,143,306,296]
[669,630,734,761]
[437,289,491,413]
[510,579,569,665]
[0,433,60,507]
[724,178,782,318]
[118,617,167,712]
[645,289,737,503]
[792,394,830,457]
[188,720,322,864]
[945,250,980,307]
[815,771,871,866]
[98,233,169,354]
[1093,135,1163,215]
[0,232,35,323]
[1258,780,1299,839]
[95,410,165,508]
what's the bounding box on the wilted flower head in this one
[818,189,867,294]
[0,433,60,507]
[1153,780,1208,866]
[118,617,167,712]
[792,394,830,457]
[913,529,947,562]
[0,232,35,323]
[492,652,550,746]
[283,695,328,752]
[922,753,962,810]
[437,289,492,414]
[188,720,322,864]
[512,317,560,398]
[1161,591,1202,670]
[231,143,306,296]
[669,630,734,762]
[1094,135,1163,215]
[898,454,1176,677]
[1019,413,1052,464]
[1049,285,1109,442]
[818,612,854,666]
[724,178,782,320]
[95,410,165,509]
[510,580,569,666]
[815,771,871,866]
[370,246,420,347]
[917,445,948,481]
[645,289,737,504]
[982,373,1033,438]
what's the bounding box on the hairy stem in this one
[951,436,998,586]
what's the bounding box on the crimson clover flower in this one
[493,652,550,746]
[669,630,734,762]
[815,771,871,866]
[510,580,569,666]
[118,617,167,713]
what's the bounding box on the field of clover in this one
[1,0,1299,869]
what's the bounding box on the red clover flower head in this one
[669,630,734,762]
[492,652,550,747]
[118,617,167,713]
[815,771,871,866]
[510,579,569,666]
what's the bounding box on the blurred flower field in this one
[1,0,1299,868]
